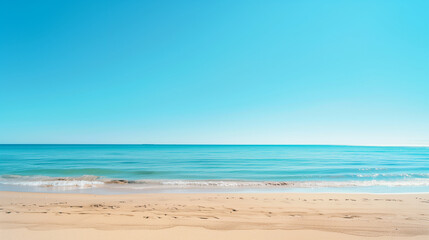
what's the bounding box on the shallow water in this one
[0,144,428,193]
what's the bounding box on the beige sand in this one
[1,191,428,239]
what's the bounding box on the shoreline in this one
[1,191,428,239]
[2,175,429,195]
[2,188,429,195]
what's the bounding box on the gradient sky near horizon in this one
[1,0,428,145]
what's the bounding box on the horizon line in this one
[0,143,428,147]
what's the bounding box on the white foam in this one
[156,180,265,187]
[7,180,104,188]
[292,179,429,188]
[2,175,429,190]
[136,179,429,188]
[0,175,104,189]
[355,173,429,178]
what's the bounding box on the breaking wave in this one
[0,175,105,188]
[1,175,429,190]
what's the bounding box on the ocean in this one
[0,144,428,194]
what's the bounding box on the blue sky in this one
[1,0,428,145]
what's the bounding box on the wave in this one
[2,175,429,190]
[134,179,429,188]
[356,173,429,178]
[0,175,105,188]
[293,179,429,187]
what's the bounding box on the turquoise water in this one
[0,144,428,193]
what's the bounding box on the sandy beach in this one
[1,191,428,239]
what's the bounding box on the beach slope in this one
[1,191,428,239]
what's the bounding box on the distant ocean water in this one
[0,144,428,194]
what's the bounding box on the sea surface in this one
[0,144,428,194]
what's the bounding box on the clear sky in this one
[1,0,428,145]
